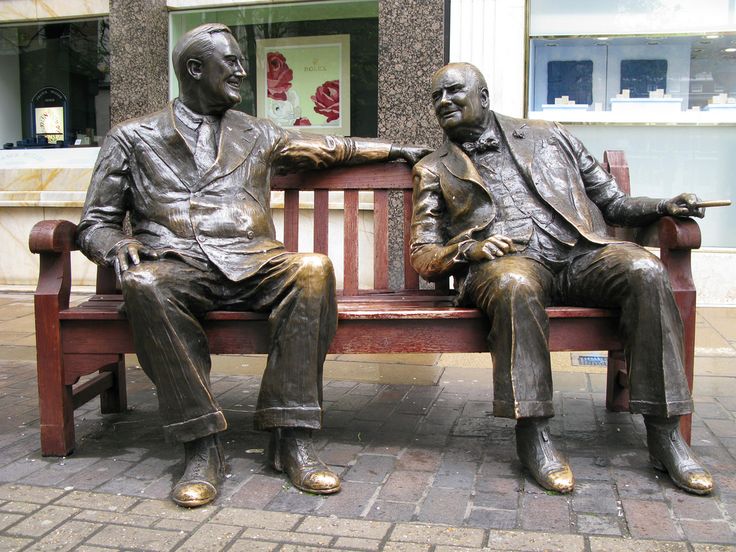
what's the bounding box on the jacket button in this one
[246,230,255,240]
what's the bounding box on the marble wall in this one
[0,0,108,21]
[378,0,446,289]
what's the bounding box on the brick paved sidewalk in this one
[0,292,735,550]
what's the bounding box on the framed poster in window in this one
[256,35,351,135]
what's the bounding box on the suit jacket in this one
[78,102,392,281]
[410,112,661,281]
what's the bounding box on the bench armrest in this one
[29,220,79,311]
[29,220,79,254]
[634,216,702,251]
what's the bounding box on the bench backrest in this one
[95,150,631,297]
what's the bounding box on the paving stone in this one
[680,520,736,544]
[434,458,477,489]
[389,522,485,547]
[379,470,431,502]
[466,507,517,529]
[210,507,302,530]
[266,486,326,514]
[54,490,138,512]
[317,442,364,466]
[416,486,470,525]
[485,529,585,551]
[317,481,378,517]
[227,540,278,551]
[298,515,391,540]
[666,488,724,521]
[613,467,666,499]
[575,513,622,536]
[520,494,572,533]
[366,500,416,522]
[240,527,332,546]
[227,474,287,509]
[0,501,40,515]
[87,524,185,551]
[622,499,680,540]
[75,509,156,528]
[0,535,34,551]
[568,455,612,481]
[333,536,386,550]
[571,481,619,514]
[130,498,216,521]
[396,447,443,472]
[0,512,23,531]
[344,454,396,483]
[589,537,689,551]
[5,504,79,538]
[691,545,736,552]
[59,459,136,490]
[154,518,199,531]
[383,542,431,552]
[473,476,521,510]
[32,520,101,551]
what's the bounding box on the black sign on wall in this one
[31,87,67,144]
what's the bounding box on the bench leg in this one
[36,342,76,457]
[605,350,629,412]
[100,355,127,414]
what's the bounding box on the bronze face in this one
[191,32,246,115]
[430,64,489,142]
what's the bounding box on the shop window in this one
[169,0,378,137]
[527,34,736,123]
[0,18,110,148]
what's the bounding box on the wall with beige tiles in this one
[0,0,108,22]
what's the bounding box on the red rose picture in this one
[267,52,293,101]
[311,80,340,123]
[294,118,312,126]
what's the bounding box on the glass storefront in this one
[0,18,110,148]
[528,33,736,124]
[169,0,379,136]
[527,0,736,248]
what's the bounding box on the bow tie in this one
[461,131,500,155]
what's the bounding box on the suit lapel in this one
[494,112,537,185]
[135,104,199,190]
[198,110,256,189]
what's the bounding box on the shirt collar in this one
[174,99,220,131]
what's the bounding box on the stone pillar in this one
[109,0,168,125]
[378,0,445,288]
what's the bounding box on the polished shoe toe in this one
[171,435,225,508]
[270,429,341,494]
[516,419,574,494]
[646,416,714,495]
[172,480,218,508]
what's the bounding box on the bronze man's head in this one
[430,62,491,143]
[172,23,247,115]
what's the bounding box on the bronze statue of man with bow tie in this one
[410,62,713,495]
[77,23,427,508]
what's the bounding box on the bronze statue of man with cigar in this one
[411,62,716,495]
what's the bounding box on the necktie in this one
[195,118,217,172]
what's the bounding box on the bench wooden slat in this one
[374,190,389,290]
[283,189,299,251]
[343,190,360,294]
[314,189,329,254]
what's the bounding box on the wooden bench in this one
[30,150,701,457]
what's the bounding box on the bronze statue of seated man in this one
[410,62,713,495]
[77,23,427,507]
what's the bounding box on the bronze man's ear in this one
[480,87,490,109]
[186,58,203,80]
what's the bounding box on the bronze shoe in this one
[645,416,713,495]
[269,428,341,494]
[171,434,225,508]
[516,418,574,494]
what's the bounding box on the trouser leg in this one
[563,243,692,417]
[463,256,555,419]
[121,260,227,443]
[243,253,337,430]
